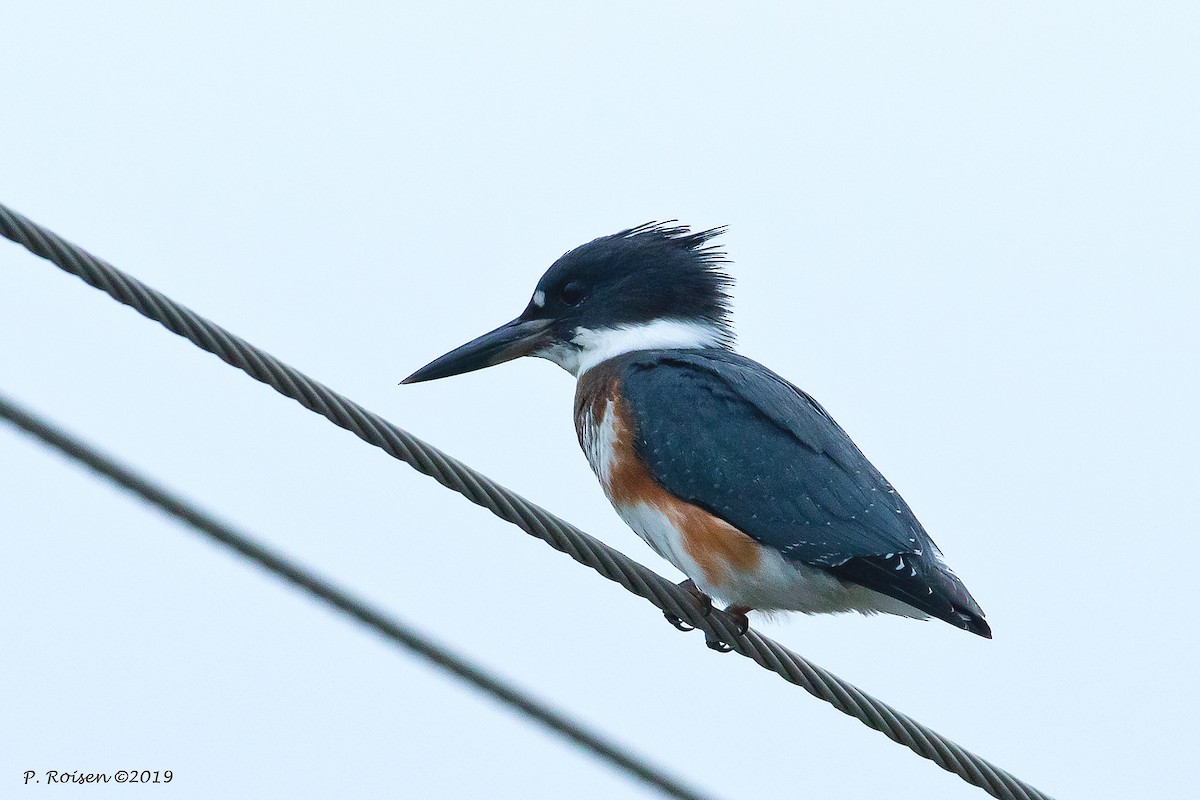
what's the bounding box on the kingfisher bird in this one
[403,223,990,648]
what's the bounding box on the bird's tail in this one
[830,553,992,638]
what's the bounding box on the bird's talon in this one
[663,611,695,632]
[705,635,733,653]
[725,605,751,637]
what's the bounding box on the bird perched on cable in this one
[403,223,990,648]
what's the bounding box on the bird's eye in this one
[560,281,587,306]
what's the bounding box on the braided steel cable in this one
[0,390,718,800]
[0,202,1053,800]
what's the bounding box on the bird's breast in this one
[574,369,763,596]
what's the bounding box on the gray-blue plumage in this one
[618,348,990,636]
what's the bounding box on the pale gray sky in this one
[2,3,1198,798]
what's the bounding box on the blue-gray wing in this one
[619,349,989,635]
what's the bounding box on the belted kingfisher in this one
[403,223,991,646]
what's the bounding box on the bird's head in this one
[402,222,735,383]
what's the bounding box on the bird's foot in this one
[705,605,752,653]
[726,605,751,636]
[663,579,712,632]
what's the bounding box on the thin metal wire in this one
[0,202,1054,800]
[0,390,719,800]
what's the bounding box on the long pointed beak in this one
[401,317,553,384]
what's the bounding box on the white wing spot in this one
[532,290,546,308]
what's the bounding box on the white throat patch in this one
[535,319,728,378]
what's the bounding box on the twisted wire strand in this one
[0,390,718,800]
[0,202,1053,800]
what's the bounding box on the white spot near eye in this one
[532,290,546,308]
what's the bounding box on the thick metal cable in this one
[0,202,1054,800]
[0,390,718,800]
